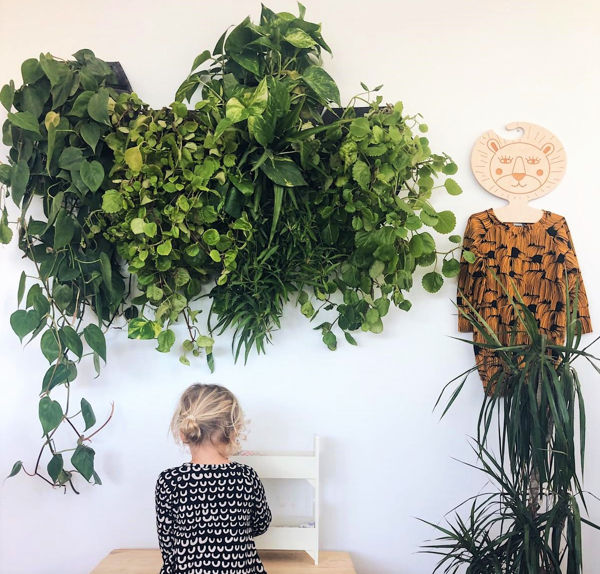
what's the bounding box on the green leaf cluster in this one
[98,3,462,365]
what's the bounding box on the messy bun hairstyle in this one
[170,383,246,455]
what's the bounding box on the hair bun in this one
[170,383,246,455]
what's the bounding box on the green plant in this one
[0,3,462,490]
[0,50,132,492]
[98,4,464,365]
[421,442,594,573]
[421,279,600,573]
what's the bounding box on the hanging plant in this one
[0,3,462,491]
[0,50,132,491]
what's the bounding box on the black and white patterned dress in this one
[155,461,272,574]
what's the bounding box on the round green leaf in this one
[146,284,164,301]
[444,178,462,196]
[369,260,385,279]
[196,335,215,348]
[174,268,191,287]
[443,162,458,175]
[422,271,444,293]
[352,160,370,190]
[373,244,396,262]
[433,210,457,234]
[420,210,438,227]
[157,240,172,256]
[156,329,176,353]
[144,222,157,237]
[203,229,220,246]
[463,250,476,263]
[416,252,436,267]
[301,300,315,318]
[130,218,145,234]
[102,189,123,213]
[442,258,460,278]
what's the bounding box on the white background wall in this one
[1,1,599,573]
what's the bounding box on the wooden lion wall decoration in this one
[470,121,566,222]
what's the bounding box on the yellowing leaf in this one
[124,146,143,173]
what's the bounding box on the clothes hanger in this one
[470,121,567,223]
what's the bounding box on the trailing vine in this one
[0,3,463,491]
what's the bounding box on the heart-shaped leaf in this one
[80,160,104,191]
[39,396,63,435]
[71,444,95,481]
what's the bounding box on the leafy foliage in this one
[422,279,600,573]
[98,4,462,365]
[0,49,127,492]
[0,3,461,490]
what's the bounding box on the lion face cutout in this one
[471,122,567,201]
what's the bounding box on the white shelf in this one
[256,526,317,551]
[269,514,315,528]
[231,454,317,480]
[231,436,320,565]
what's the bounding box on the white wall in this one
[1,1,599,573]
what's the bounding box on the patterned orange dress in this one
[457,208,592,391]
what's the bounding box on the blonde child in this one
[155,383,272,574]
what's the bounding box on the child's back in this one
[155,383,271,574]
[156,461,271,573]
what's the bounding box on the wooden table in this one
[90,549,356,573]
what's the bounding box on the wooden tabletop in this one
[90,549,356,573]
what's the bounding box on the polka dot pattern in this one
[155,461,271,573]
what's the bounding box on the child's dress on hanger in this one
[457,208,592,391]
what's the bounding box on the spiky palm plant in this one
[421,276,600,573]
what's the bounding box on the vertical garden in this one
[0,4,461,491]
